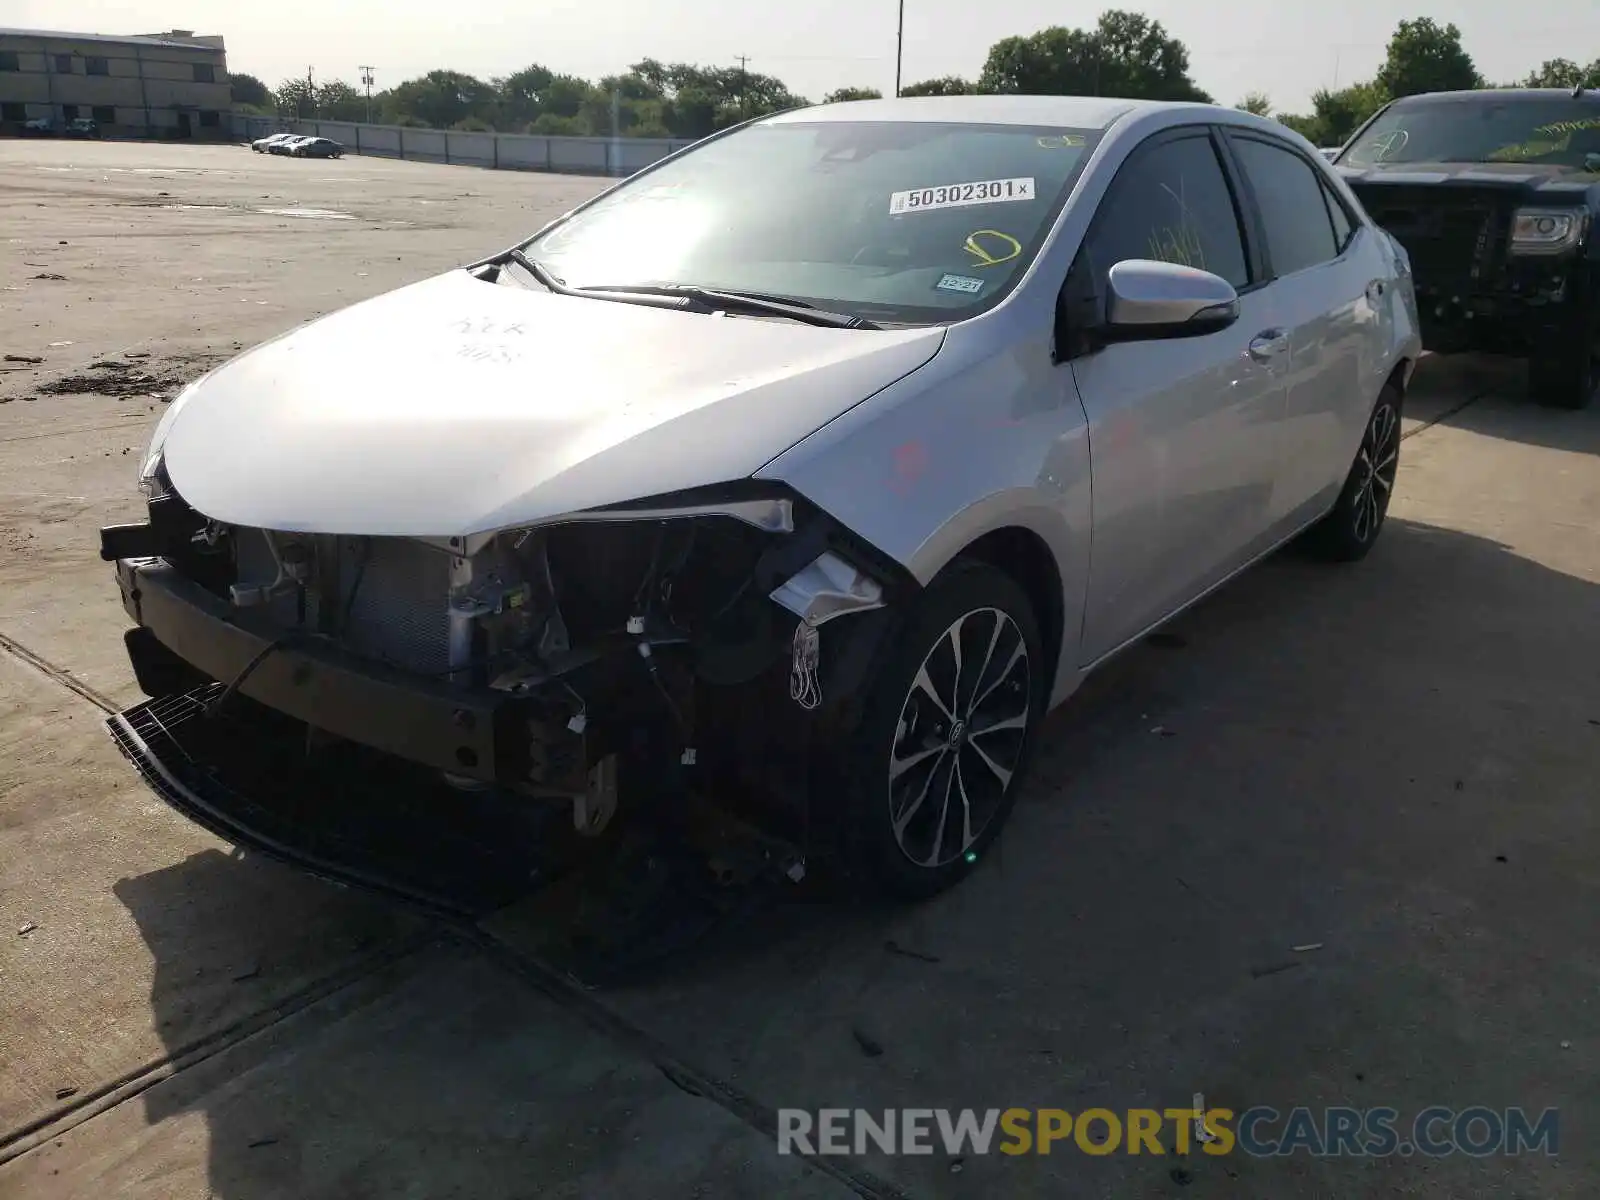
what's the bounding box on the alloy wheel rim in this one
[887,607,1032,869]
[1352,402,1399,544]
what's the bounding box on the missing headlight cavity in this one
[164,487,907,847]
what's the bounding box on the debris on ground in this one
[1151,725,1177,737]
[38,369,187,398]
[1250,959,1302,979]
[884,939,941,964]
[36,354,221,399]
[54,1086,78,1101]
[852,1027,885,1058]
[1170,1165,1195,1186]
[31,273,67,281]
[3,354,43,364]
[17,921,37,936]
[1292,942,1323,953]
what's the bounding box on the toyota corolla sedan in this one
[102,95,1420,898]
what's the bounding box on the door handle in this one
[1247,329,1289,362]
[1366,279,1387,305]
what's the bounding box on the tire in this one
[1529,340,1598,411]
[834,560,1045,899]
[1304,382,1402,562]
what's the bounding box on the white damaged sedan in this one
[104,95,1419,897]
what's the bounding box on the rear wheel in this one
[836,561,1044,898]
[1304,382,1402,562]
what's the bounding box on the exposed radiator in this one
[234,530,453,674]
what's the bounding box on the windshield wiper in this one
[575,283,881,329]
[494,249,695,313]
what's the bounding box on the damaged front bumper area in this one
[101,484,913,831]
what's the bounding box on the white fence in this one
[231,114,697,176]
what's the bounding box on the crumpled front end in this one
[102,474,911,839]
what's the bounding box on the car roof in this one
[1386,87,1600,106]
[760,94,1199,131]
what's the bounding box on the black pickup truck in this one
[1334,88,1600,409]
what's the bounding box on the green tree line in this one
[226,12,1599,145]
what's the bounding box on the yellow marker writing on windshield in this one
[1036,134,1085,149]
[964,229,1023,267]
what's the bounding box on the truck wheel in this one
[1529,342,1598,411]
[835,561,1044,899]
[1305,382,1402,562]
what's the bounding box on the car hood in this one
[160,269,944,536]
[1337,160,1600,198]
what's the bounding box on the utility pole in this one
[360,65,376,124]
[895,0,905,97]
[735,55,750,115]
[306,64,317,119]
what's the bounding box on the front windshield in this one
[1341,96,1600,171]
[524,119,1101,324]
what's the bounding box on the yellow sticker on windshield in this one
[963,229,1022,268]
[1036,134,1086,149]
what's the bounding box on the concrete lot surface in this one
[1,140,1597,1198]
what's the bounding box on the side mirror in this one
[1103,259,1240,342]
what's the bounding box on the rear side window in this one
[1321,178,1356,252]
[1230,136,1340,277]
[1079,132,1250,289]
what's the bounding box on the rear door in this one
[1222,131,1382,529]
[1066,127,1289,662]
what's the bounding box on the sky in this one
[5,0,1595,115]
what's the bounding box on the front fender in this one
[758,328,1092,706]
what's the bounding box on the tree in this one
[381,70,496,128]
[605,60,807,140]
[274,77,317,119]
[315,80,366,122]
[978,11,1210,102]
[900,76,974,97]
[1523,58,1600,89]
[824,87,882,103]
[1236,91,1272,116]
[229,72,271,108]
[1375,18,1481,99]
[1280,80,1390,147]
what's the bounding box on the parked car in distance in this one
[65,117,100,138]
[22,116,53,136]
[1318,147,1341,160]
[251,132,299,153]
[290,137,344,159]
[1334,87,1600,409]
[104,95,1420,900]
[266,136,312,155]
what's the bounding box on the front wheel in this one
[1304,382,1402,562]
[836,561,1044,898]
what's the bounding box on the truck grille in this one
[1354,189,1508,288]
[234,530,452,674]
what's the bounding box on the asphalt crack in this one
[0,629,118,713]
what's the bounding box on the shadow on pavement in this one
[89,513,1597,1199]
[1408,353,1600,456]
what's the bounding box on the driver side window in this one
[1077,132,1251,291]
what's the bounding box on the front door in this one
[1066,128,1289,663]
[177,112,192,138]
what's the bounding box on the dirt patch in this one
[35,355,223,400]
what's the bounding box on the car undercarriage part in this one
[106,485,912,852]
